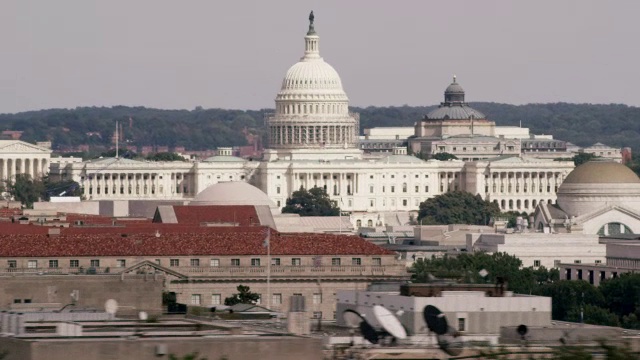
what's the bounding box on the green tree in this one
[431,152,458,161]
[567,304,620,327]
[500,211,531,228]
[282,186,339,216]
[599,273,640,319]
[41,177,82,200]
[7,174,45,208]
[224,285,260,306]
[534,280,605,321]
[418,191,500,225]
[572,152,598,166]
[146,152,186,162]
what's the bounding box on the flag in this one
[263,228,271,248]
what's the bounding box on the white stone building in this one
[0,140,51,181]
[48,14,575,221]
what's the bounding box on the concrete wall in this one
[336,290,551,335]
[0,336,323,360]
[0,275,164,315]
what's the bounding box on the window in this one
[332,258,341,266]
[595,260,602,264]
[211,294,221,305]
[90,260,100,268]
[415,186,419,193]
[402,199,408,206]
[117,259,126,268]
[70,260,79,268]
[313,293,322,304]
[293,293,303,297]
[49,260,58,268]
[312,311,323,319]
[231,259,240,266]
[369,185,374,193]
[391,186,395,193]
[271,258,280,266]
[425,186,429,192]
[251,258,261,266]
[210,259,220,267]
[170,259,180,267]
[7,260,16,268]
[191,294,201,305]
[27,260,38,269]
[272,293,282,305]
[533,260,541,267]
[372,258,382,266]
[574,260,582,264]
[369,199,375,207]
[352,258,362,266]
[190,259,200,267]
[292,258,301,266]
[276,186,281,194]
[458,318,466,332]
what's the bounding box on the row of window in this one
[6,257,382,269]
[369,184,430,194]
[8,259,120,269]
[191,293,324,306]
[177,257,377,267]
[532,259,601,267]
[367,198,421,209]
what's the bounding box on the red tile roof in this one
[0,226,394,257]
[169,205,260,226]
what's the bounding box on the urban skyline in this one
[0,1,638,113]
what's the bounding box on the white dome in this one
[279,60,347,97]
[191,182,276,207]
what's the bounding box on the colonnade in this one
[82,171,193,199]
[0,157,48,181]
[269,124,357,148]
[291,171,360,198]
[486,171,567,211]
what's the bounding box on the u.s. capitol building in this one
[50,14,575,223]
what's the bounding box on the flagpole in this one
[267,228,271,310]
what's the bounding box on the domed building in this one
[264,11,361,161]
[534,160,640,235]
[191,181,276,208]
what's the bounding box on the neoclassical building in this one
[49,14,575,218]
[0,140,51,181]
[534,160,640,235]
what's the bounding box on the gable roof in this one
[0,140,51,153]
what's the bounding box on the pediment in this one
[122,260,187,279]
[0,141,51,154]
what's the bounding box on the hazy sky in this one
[0,1,638,113]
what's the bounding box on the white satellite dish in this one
[138,311,148,321]
[373,305,407,340]
[105,299,118,315]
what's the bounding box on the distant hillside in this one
[0,103,638,152]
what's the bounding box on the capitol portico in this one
[48,13,575,222]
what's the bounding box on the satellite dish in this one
[105,299,118,315]
[517,324,528,339]
[373,305,407,340]
[423,305,448,335]
[342,309,364,328]
[359,320,379,344]
[138,311,148,321]
[437,326,464,356]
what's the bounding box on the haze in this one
[0,0,637,113]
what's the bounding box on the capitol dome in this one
[191,181,276,207]
[557,160,640,217]
[267,12,359,151]
[425,76,486,121]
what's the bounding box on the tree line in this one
[1,102,639,152]
[411,251,640,329]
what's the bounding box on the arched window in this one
[598,222,633,236]
[356,220,362,228]
[367,219,373,227]
[508,200,514,210]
